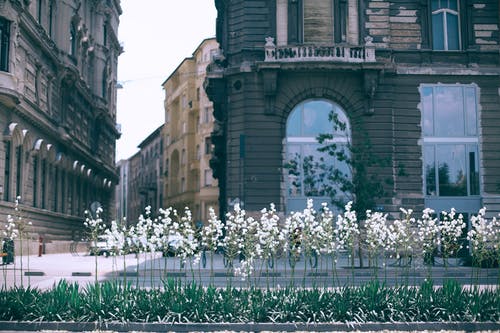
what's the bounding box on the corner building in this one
[0,0,121,248]
[205,0,500,222]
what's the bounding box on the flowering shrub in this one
[88,199,500,287]
[467,207,500,267]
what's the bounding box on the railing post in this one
[265,37,277,61]
[364,36,376,62]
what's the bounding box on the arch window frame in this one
[283,99,351,212]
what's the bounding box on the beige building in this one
[0,0,121,250]
[163,38,219,223]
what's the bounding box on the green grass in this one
[0,279,498,323]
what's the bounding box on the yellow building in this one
[162,38,219,223]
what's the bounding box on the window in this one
[205,137,212,154]
[202,107,211,123]
[32,156,38,207]
[181,177,186,192]
[3,141,11,201]
[181,149,186,164]
[15,145,22,198]
[102,67,108,98]
[431,0,460,50]
[53,166,59,212]
[196,144,201,160]
[204,169,213,186]
[70,22,77,56]
[421,85,479,197]
[103,22,108,46]
[37,0,43,24]
[48,2,54,37]
[284,99,351,212]
[61,170,65,213]
[288,0,347,44]
[0,17,10,72]
[41,159,47,209]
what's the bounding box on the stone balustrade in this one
[264,37,376,63]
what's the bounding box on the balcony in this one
[264,37,376,63]
[0,72,20,107]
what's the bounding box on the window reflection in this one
[285,99,350,204]
[422,85,479,198]
[431,0,461,50]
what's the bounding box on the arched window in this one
[32,155,38,207]
[70,22,77,56]
[284,99,351,212]
[3,141,11,201]
[15,144,22,199]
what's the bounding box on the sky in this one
[116,1,217,161]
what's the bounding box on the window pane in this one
[437,145,467,196]
[303,0,333,44]
[435,86,464,136]
[432,13,444,50]
[302,144,322,196]
[468,146,479,195]
[431,0,439,11]
[422,87,434,136]
[446,13,460,50]
[285,145,302,197]
[332,105,351,137]
[465,87,477,136]
[286,107,301,137]
[448,0,458,11]
[424,145,436,196]
[302,101,332,136]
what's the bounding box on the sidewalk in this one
[1,251,498,289]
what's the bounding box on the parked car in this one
[89,236,112,257]
[162,234,183,257]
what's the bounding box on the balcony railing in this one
[264,37,376,63]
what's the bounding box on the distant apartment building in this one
[0,0,122,247]
[124,125,164,224]
[163,38,219,223]
[126,151,141,224]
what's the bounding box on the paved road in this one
[1,251,498,289]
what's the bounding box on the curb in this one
[1,321,499,332]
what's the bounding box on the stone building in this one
[115,158,128,223]
[205,0,500,224]
[163,38,219,223]
[126,151,141,224]
[0,0,121,249]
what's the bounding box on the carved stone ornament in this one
[265,36,276,47]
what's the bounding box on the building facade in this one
[115,158,128,223]
[205,0,500,222]
[0,0,121,246]
[163,38,219,223]
[122,125,164,224]
[126,151,141,224]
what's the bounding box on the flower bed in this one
[0,279,499,323]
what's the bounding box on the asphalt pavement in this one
[1,250,498,289]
